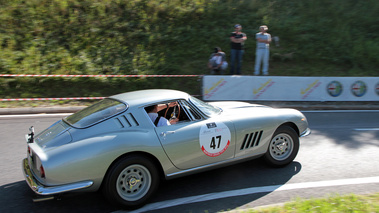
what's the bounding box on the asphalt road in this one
[0,110,378,213]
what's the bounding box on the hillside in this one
[0,0,378,100]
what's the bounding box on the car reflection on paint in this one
[22,89,310,209]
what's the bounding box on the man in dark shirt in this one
[230,24,247,75]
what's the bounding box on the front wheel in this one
[263,126,299,167]
[102,155,159,209]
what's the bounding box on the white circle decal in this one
[199,122,231,157]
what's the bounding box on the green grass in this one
[221,193,379,213]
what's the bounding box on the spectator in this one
[230,24,247,75]
[208,47,228,75]
[273,36,280,47]
[254,25,271,76]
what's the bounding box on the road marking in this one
[120,176,379,213]
[302,110,379,113]
[354,128,379,131]
[0,113,71,118]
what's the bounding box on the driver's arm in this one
[157,102,178,112]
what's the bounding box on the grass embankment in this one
[224,193,379,213]
[1,0,378,107]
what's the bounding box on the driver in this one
[146,102,179,126]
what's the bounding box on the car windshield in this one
[64,98,127,128]
[189,96,221,117]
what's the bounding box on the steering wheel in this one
[164,102,181,121]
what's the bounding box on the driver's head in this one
[145,105,158,113]
[214,47,221,53]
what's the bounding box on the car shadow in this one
[303,111,379,150]
[0,160,301,213]
[0,181,115,213]
[142,159,302,212]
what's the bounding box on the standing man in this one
[230,24,247,75]
[254,25,271,76]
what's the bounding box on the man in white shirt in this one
[208,47,228,75]
[254,25,271,76]
[146,102,179,126]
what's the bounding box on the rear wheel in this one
[264,126,299,167]
[103,155,159,209]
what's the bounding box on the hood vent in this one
[240,130,263,150]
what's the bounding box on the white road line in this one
[301,110,379,113]
[120,176,379,213]
[354,128,379,131]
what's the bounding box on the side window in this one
[145,101,190,127]
[144,100,202,127]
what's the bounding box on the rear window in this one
[64,98,127,128]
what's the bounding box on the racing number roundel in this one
[199,122,231,157]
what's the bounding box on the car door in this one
[154,101,236,170]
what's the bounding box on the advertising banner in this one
[203,76,379,101]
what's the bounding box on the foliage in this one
[0,0,378,100]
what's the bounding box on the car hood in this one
[34,120,73,149]
[210,101,302,119]
[210,101,271,110]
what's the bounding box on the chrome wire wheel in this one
[116,164,152,202]
[269,133,294,161]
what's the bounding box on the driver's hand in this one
[169,118,179,124]
[168,102,178,107]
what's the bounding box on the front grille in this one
[240,130,263,150]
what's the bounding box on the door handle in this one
[160,131,175,137]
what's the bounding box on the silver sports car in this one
[22,89,310,208]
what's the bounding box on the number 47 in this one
[210,135,222,149]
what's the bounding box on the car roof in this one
[110,89,190,107]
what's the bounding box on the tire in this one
[102,155,159,209]
[263,126,299,167]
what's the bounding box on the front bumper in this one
[300,128,311,137]
[22,158,93,195]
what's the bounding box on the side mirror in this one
[26,126,34,143]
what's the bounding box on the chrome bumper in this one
[22,158,93,195]
[300,128,311,137]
